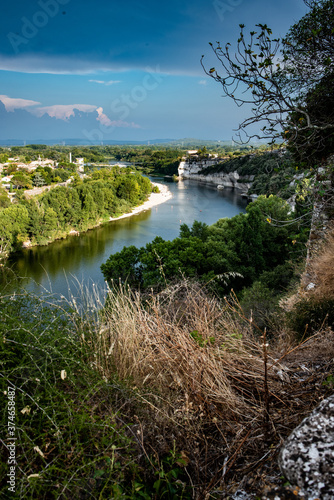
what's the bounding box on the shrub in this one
[287,297,334,339]
[258,262,297,294]
[240,280,279,331]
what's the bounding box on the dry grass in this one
[95,281,271,421]
[310,229,334,299]
[78,280,334,498]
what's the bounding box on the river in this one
[4,178,247,300]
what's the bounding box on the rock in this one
[231,490,252,499]
[279,394,334,499]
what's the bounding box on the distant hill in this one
[0,138,262,147]
[0,138,175,147]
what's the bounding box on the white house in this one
[75,158,85,173]
[29,159,55,168]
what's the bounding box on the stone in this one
[279,394,334,499]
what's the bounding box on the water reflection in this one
[4,179,247,297]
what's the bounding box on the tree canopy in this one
[101,195,306,296]
[201,0,334,164]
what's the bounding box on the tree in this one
[201,0,334,162]
[11,172,32,189]
[101,245,143,287]
[32,172,46,187]
[285,72,334,164]
[116,176,141,204]
[0,187,10,209]
[101,197,300,294]
[0,205,29,258]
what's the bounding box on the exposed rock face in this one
[279,394,334,499]
[178,160,254,192]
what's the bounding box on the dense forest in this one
[0,166,152,261]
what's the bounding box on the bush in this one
[258,262,297,294]
[287,297,334,339]
[240,280,279,331]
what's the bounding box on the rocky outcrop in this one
[279,394,334,499]
[178,160,254,193]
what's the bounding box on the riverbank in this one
[21,182,172,249]
[9,180,247,298]
[108,182,172,222]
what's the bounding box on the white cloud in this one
[96,106,113,126]
[33,104,97,120]
[0,54,198,77]
[0,94,41,111]
[105,80,121,86]
[198,80,207,85]
[89,79,121,85]
[89,79,105,84]
[96,107,140,128]
[0,94,141,129]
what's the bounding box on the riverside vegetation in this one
[0,166,152,262]
[1,230,334,498]
[2,0,334,495]
[1,152,334,498]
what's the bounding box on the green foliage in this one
[189,330,215,347]
[0,187,10,209]
[151,444,190,499]
[322,374,334,388]
[0,168,154,260]
[11,172,32,189]
[283,0,334,80]
[240,281,279,331]
[257,262,296,293]
[286,72,334,165]
[287,296,334,339]
[0,292,191,499]
[102,195,307,295]
[199,151,297,199]
[32,172,46,187]
[0,205,29,258]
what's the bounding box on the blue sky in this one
[0,0,308,143]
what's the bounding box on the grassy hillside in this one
[1,228,334,498]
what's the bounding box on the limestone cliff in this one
[178,159,255,195]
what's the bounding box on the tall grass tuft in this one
[2,278,333,498]
[310,229,334,298]
[95,281,272,420]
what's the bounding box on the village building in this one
[75,158,85,173]
[29,156,55,168]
